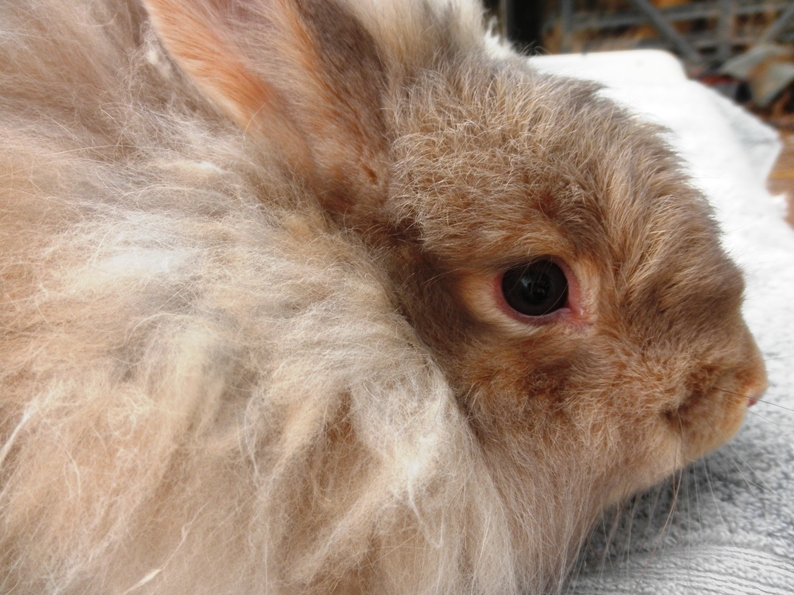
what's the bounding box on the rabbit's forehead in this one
[389,76,721,269]
[388,64,695,252]
[388,63,746,341]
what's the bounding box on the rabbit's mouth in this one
[660,335,767,464]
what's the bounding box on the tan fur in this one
[0,0,766,593]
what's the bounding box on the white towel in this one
[531,50,794,595]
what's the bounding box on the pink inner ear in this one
[144,0,389,218]
[143,0,315,177]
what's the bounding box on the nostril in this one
[739,336,767,408]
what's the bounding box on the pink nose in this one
[747,385,766,407]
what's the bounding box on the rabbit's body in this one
[0,0,767,593]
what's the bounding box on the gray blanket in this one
[531,50,794,595]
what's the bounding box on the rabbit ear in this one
[143,0,389,213]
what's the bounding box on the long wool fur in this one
[0,0,767,593]
[1,3,509,592]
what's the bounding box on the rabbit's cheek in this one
[454,348,576,427]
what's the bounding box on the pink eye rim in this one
[492,256,587,326]
[501,260,568,317]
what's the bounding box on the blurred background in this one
[484,0,794,223]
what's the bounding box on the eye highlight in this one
[501,260,569,317]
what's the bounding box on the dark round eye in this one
[501,260,569,317]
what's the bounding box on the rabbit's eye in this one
[501,261,569,317]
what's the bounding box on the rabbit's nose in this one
[747,383,767,407]
[736,328,767,408]
[742,362,767,407]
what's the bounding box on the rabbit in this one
[0,0,768,593]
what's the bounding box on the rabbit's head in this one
[144,0,766,580]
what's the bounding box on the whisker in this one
[748,398,794,413]
[711,386,794,414]
[759,353,794,361]
[742,408,793,430]
[629,468,683,595]
[722,441,787,506]
[594,505,623,578]
[684,395,770,491]
[703,457,735,546]
[637,481,667,545]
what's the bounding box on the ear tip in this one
[145,0,391,217]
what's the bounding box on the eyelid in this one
[455,258,590,336]
[501,256,584,313]
[493,272,571,325]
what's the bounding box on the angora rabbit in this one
[0,0,767,593]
